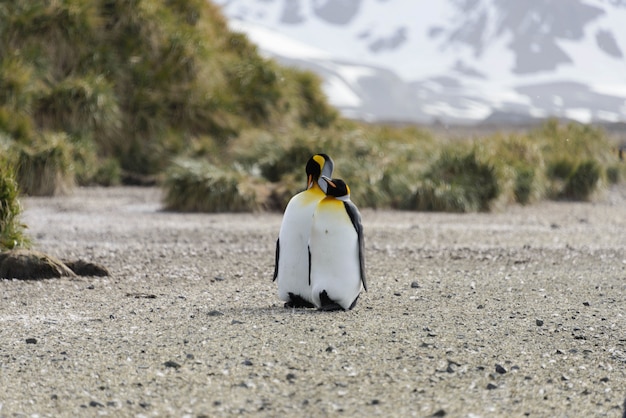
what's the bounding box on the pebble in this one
[486,383,498,390]
[536,319,544,326]
[410,281,420,288]
[207,310,224,317]
[495,364,507,374]
[25,338,37,344]
[163,361,181,369]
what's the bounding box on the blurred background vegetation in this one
[0,0,625,250]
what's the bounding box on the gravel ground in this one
[1,185,625,417]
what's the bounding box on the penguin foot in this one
[285,293,315,309]
[318,290,345,311]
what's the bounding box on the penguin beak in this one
[321,175,336,188]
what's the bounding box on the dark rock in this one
[371,399,380,405]
[242,359,253,366]
[89,401,104,408]
[126,293,156,299]
[495,364,507,374]
[25,338,37,344]
[207,310,224,317]
[410,281,420,288]
[63,260,109,277]
[432,410,446,417]
[286,373,296,381]
[582,301,590,306]
[0,249,75,280]
[163,361,181,369]
[486,383,498,390]
[536,319,544,326]
[599,376,609,383]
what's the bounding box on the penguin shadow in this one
[211,303,359,320]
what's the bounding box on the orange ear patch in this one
[313,154,325,168]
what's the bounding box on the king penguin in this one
[273,154,334,308]
[309,177,366,311]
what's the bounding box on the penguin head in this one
[321,176,350,199]
[306,154,334,192]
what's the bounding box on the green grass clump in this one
[562,160,601,201]
[0,155,29,250]
[606,166,621,184]
[15,133,74,196]
[163,159,266,212]
[407,149,499,212]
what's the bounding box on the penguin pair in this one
[273,154,366,311]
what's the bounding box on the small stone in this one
[25,338,37,344]
[286,373,296,381]
[242,359,253,366]
[432,410,446,417]
[599,376,609,383]
[393,292,402,296]
[486,383,498,390]
[495,364,507,374]
[163,360,181,369]
[561,374,569,381]
[583,301,590,306]
[231,320,244,325]
[89,400,104,408]
[207,310,224,317]
[410,281,420,288]
[326,346,335,353]
[536,319,544,326]
[371,399,380,405]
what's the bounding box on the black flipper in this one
[308,245,312,286]
[343,201,367,291]
[272,238,279,282]
[348,294,360,310]
[318,290,344,311]
[285,292,315,309]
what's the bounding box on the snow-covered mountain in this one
[213,0,626,125]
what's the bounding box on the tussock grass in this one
[15,133,74,196]
[0,151,29,250]
[163,159,267,212]
[408,149,500,212]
